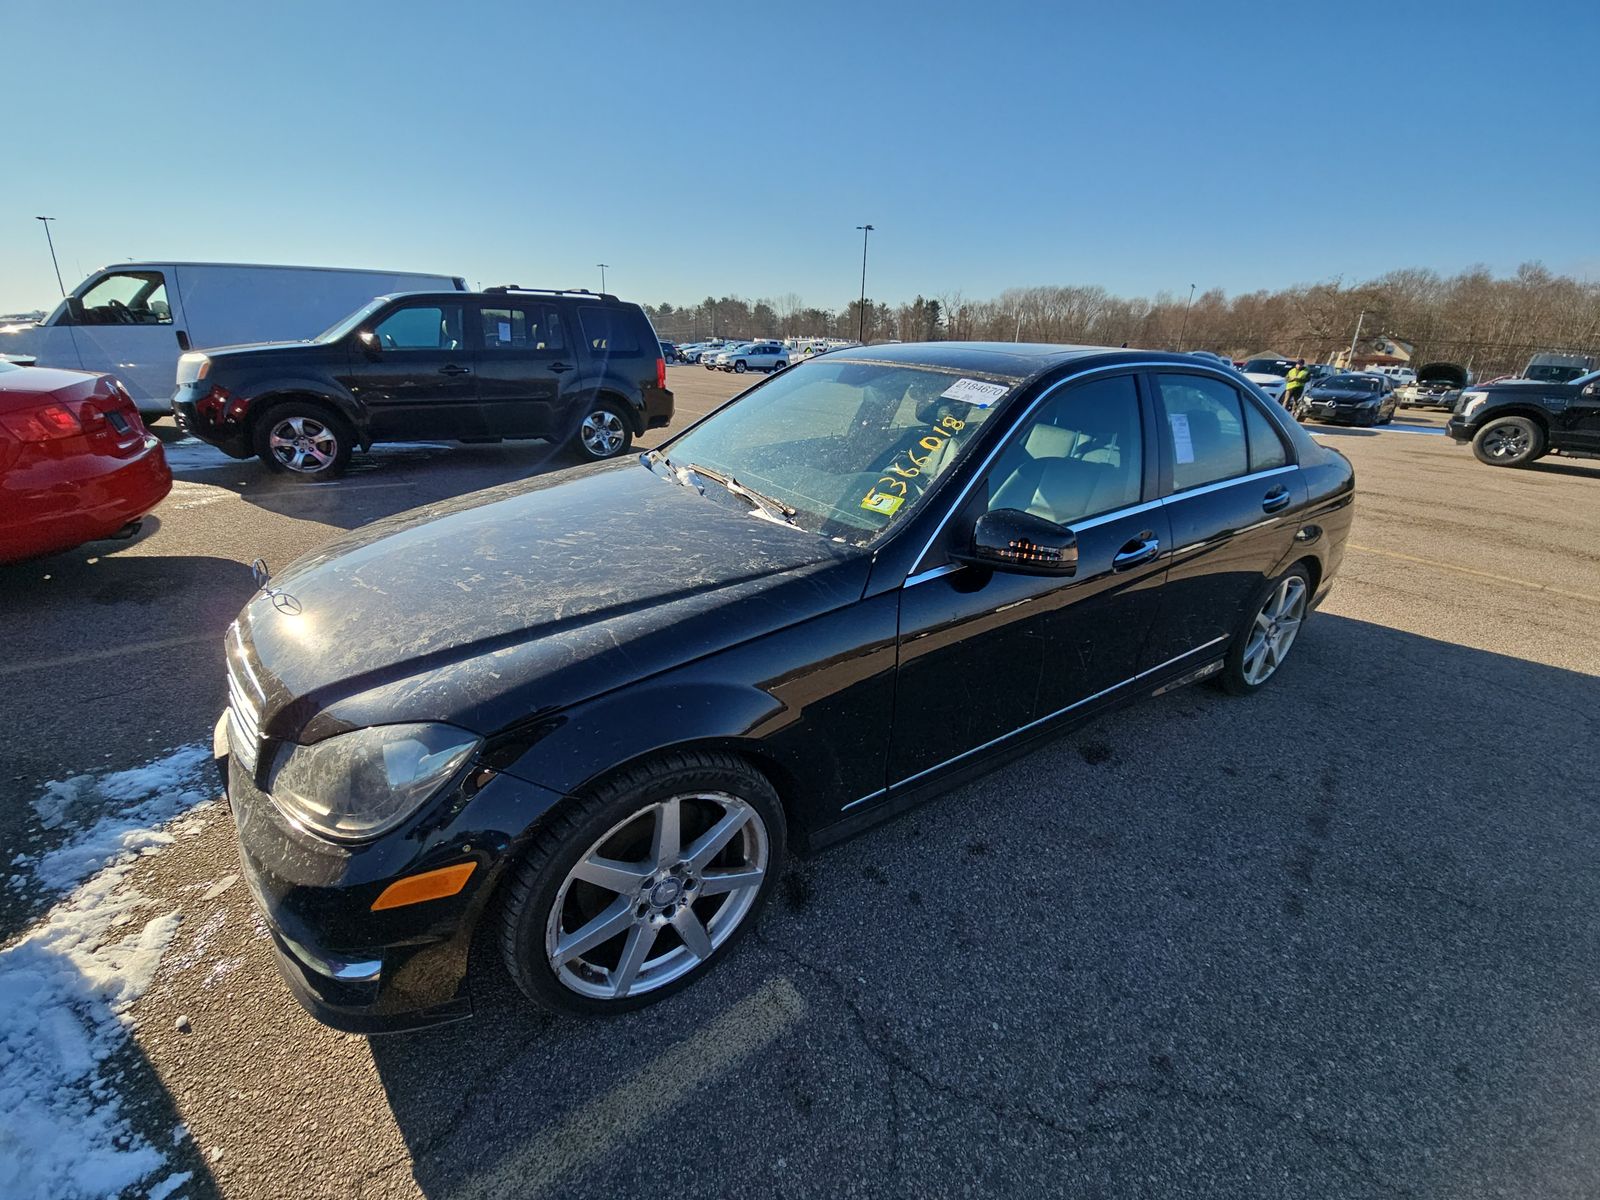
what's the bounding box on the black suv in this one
[172,288,672,479]
[1444,369,1600,467]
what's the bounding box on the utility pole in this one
[36,217,65,296]
[1347,309,1368,369]
[855,224,874,342]
[1178,283,1196,349]
[597,263,609,293]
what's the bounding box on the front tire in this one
[571,400,633,461]
[254,403,353,480]
[1217,566,1311,695]
[733,360,747,374]
[499,751,786,1015]
[1472,416,1543,467]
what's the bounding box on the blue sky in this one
[3,0,1596,314]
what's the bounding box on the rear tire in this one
[499,751,786,1015]
[1216,565,1312,696]
[1471,416,1543,468]
[571,399,634,461]
[253,402,353,480]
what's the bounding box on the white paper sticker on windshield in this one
[1169,412,1195,464]
[497,321,512,343]
[940,378,1009,407]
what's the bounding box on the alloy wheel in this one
[1241,575,1307,686]
[1482,425,1529,460]
[580,409,626,457]
[544,792,769,1000]
[268,416,337,474]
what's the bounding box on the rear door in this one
[355,300,482,441]
[889,370,1168,785]
[1141,370,1304,667]
[470,301,571,437]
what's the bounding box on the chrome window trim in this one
[844,633,1231,809]
[1164,463,1296,502]
[906,360,1296,579]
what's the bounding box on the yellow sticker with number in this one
[861,491,904,516]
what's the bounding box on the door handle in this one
[438,364,472,377]
[175,329,191,351]
[548,361,573,373]
[1112,533,1160,570]
[1262,485,1291,513]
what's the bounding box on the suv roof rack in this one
[482,285,618,301]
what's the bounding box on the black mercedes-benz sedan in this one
[1300,372,1398,426]
[215,344,1354,1031]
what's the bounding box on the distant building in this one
[1335,336,1413,371]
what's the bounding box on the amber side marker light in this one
[370,862,477,911]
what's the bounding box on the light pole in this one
[855,224,874,342]
[36,217,65,296]
[1177,283,1196,349]
[1347,309,1368,369]
[597,263,610,293]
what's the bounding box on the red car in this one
[0,361,172,564]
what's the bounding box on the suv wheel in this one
[1216,565,1311,695]
[573,401,633,461]
[1472,416,1543,467]
[254,404,353,480]
[499,751,786,1014]
[733,360,748,374]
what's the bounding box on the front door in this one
[1142,370,1306,667]
[1556,381,1600,450]
[470,301,571,438]
[58,268,188,407]
[889,371,1167,785]
[353,300,482,441]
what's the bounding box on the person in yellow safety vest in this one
[1283,359,1311,413]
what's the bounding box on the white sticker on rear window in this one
[1169,412,1195,464]
[940,378,1009,407]
[497,321,512,343]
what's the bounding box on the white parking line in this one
[1348,543,1600,604]
[447,976,805,1199]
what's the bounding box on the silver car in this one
[715,341,789,374]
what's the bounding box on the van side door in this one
[469,301,572,438]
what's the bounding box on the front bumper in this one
[1444,415,1474,443]
[214,711,567,1034]
[1307,403,1380,424]
[171,385,252,456]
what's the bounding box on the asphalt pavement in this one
[5,376,1600,1199]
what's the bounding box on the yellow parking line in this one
[447,976,805,1199]
[1348,543,1600,605]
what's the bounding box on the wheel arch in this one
[245,388,363,441]
[1472,405,1552,435]
[572,386,645,436]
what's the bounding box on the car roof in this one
[823,341,1208,382]
[105,261,460,280]
[368,290,638,306]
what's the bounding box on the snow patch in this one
[0,863,184,1198]
[18,746,214,898]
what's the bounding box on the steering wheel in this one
[106,298,136,325]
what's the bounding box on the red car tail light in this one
[1,403,83,442]
[656,357,667,389]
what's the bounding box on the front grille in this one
[226,629,265,775]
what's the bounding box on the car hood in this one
[200,340,319,360]
[238,458,870,738]
[1415,362,1468,387]
[1244,372,1287,386]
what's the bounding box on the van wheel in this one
[499,751,786,1015]
[1472,416,1543,467]
[254,404,352,480]
[572,400,633,461]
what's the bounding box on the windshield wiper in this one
[680,462,796,523]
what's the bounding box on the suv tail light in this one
[1,403,83,442]
[655,357,667,390]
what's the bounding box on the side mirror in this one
[357,329,381,355]
[953,508,1078,577]
[63,296,87,324]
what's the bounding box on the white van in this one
[0,261,467,417]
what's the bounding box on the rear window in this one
[578,306,641,353]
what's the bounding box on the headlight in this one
[266,723,481,840]
[176,352,211,385]
[1459,390,1488,417]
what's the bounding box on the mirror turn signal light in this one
[370,862,477,911]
